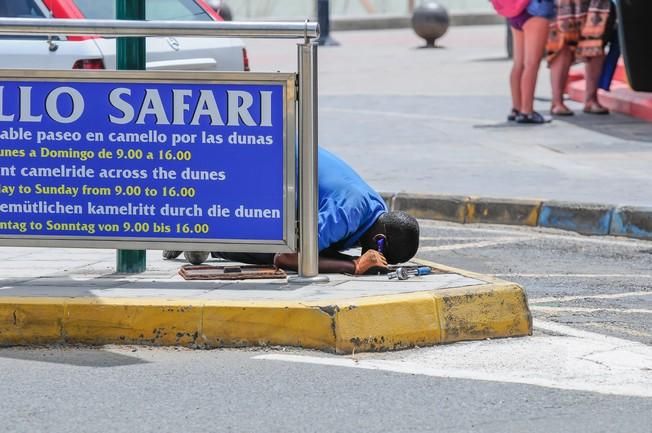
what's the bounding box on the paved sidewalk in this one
[0,248,531,353]
[245,26,652,207]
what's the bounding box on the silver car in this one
[0,0,249,71]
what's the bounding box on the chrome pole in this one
[0,17,319,39]
[289,40,328,284]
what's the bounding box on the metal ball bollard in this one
[411,1,450,48]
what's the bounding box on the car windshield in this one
[0,0,46,18]
[73,0,212,21]
[0,0,48,39]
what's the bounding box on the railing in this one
[0,17,318,39]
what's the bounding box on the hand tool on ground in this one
[388,266,432,280]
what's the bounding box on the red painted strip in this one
[43,0,93,41]
[196,0,224,21]
[613,60,628,84]
[568,79,652,122]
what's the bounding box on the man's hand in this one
[353,250,388,275]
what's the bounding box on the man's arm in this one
[274,250,387,275]
[274,253,355,274]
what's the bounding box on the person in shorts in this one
[507,0,555,124]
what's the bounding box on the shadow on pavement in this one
[0,347,148,367]
[556,113,652,143]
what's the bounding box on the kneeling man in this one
[164,148,420,275]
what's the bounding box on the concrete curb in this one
[568,79,652,123]
[0,260,532,354]
[392,193,467,223]
[331,13,503,31]
[387,192,652,240]
[467,197,540,227]
[538,201,613,236]
[610,206,652,240]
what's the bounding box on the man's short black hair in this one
[378,211,419,264]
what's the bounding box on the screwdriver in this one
[388,266,432,280]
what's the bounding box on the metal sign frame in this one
[0,17,326,281]
[0,69,297,253]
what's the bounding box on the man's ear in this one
[359,230,379,251]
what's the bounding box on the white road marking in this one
[532,306,652,315]
[254,319,652,398]
[418,237,528,252]
[530,290,652,304]
[582,322,652,339]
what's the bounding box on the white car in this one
[0,0,249,71]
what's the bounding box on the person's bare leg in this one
[359,0,376,13]
[584,54,606,108]
[550,45,574,113]
[520,17,549,114]
[510,27,525,113]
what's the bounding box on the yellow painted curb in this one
[435,283,531,343]
[201,301,336,351]
[64,298,202,346]
[0,297,64,345]
[333,292,441,353]
[466,198,541,226]
[0,261,532,353]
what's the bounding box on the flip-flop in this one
[551,106,574,116]
[583,105,610,115]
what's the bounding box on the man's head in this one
[360,211,420,264]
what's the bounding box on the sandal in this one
[507,108,520,122]
[551,105,574,116]
[583,103,609,115]
[516,111,549,124]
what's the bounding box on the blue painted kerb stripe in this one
[609,207,652,240]
[538,204,613,235]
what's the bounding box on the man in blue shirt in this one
[164,148,420,275]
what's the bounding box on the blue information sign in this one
[0,71,296,252]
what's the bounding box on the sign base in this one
[288,275,330,284]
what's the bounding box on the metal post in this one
[316,0,339,46]
[116,0,146,273]
[289,41,329,284]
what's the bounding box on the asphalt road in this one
[1,221,650,433]
[418,220,652,344]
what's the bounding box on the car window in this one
[73,0,212,21]
[0,0,46,18]
[0,0,49,40]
